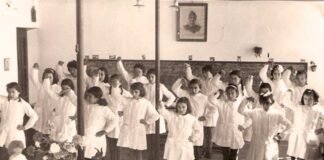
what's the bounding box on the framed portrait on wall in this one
[177,3,208,42]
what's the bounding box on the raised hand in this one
[33,63,39,69]
[184,63,190,68]
[118,111,124,117]
[218,70,226,77]
[95,130,106,137]
[17,125,25,131]
[198,116,206,121]
[140,119,148,125]
[58,61,64,66]
[246,97,255,103]
[238,125,245,132]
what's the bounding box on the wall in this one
[0,0,39,96]
[31,0,324,95]
[0,22,18,95]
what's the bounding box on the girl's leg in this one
[119,147,130,160]
[135,150,144,160]
[194,146,201,160]
[220,147,229,160]
[146,134,155,160]
[228,149,238,160]
[0,147,9,160]
[108,137,118,160]
[203,127,212,158]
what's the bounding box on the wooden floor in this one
[115,135,291,160]
[0,131,293,160]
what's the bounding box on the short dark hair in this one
[301,89,319,105]
[176,97,192,115]
[202,65,212,73]
[130,82,146,97]
[7,140,24,155]
[67,60,77,69]
[110,74,121,81]
[146,68,156,76]
[42,68,59,84]
[61,79,75,91]
[133,63,146,73]
[259,93,275,106]
[85,86,108,106]
[189,79,202,89]
[6,82,21,93]
[99,67,109,83]
[259,83,272,93]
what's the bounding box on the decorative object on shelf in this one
[85,55,90,59]
[109,55,117,60]
[254,46,262,58]
[92,55,99,59]
[237,56,241,62]
[133,0,144,7]
[31,6,36,22]
[170,0,179,9]
[142,54,146,60]
[176,3,208,42]
[310,61,317,72]
[300,59,306,62]
[209,57,215,61]
[4,58,10,71]
[188,55,193,61]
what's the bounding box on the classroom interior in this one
[1,0,324,159]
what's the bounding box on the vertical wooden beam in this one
[76,0,85,159]
[155,0,161,159]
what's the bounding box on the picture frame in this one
[176,3,208,42]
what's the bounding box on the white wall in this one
[0,21,18,95]
[0,0,39,96]
[30,0,324,94]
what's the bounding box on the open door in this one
[17,28,29,101]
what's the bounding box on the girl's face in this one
[189,83,200,95]
[133,68,143,78]
[13,147,23,155]
[296,74,307,87]
[260,87,271,95]
[131,89,141,99]
[98,70,106,82]
[303,94,315,106]
[229,75,241,85]
[147,74,156,84]
[61,85,71,92]
[68,68,78,77]
[44,73,54,84]
[226,88,238,101]
[7,88,20,100]
[202,71,212,79]
[272,70,281,80]
[177,102,188,115]
[111,79,120,87]
[85,93,99,104]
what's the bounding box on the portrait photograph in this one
[177,3,208,42]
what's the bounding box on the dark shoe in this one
[204,152,211,159]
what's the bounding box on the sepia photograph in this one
[1,0,324,160]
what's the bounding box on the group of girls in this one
[0,57,323,160]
